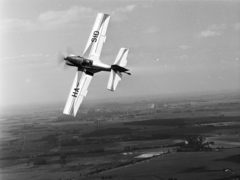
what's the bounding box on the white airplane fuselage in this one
[62,13,130,117]
[64,55,111,73]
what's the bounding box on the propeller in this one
[57,52,66,65]
[57,47,75,70]
[57,52,69,70]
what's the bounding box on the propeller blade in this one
[63,62,70,70]
[57,48,75,70]
[57,52,70,70]
[57,52,65,65]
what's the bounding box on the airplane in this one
[58,13,131,117]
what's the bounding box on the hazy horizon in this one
[1,0,240,107]
[1,89,239,111]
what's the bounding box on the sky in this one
[0,0,240,107]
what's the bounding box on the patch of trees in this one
[59,153,67,164]
[39,133,60,143]
[64,130,81,134]
[21,125,45,130]
[124,145,162,151]
[8,139,18,145]
[87,158,147,176]
[33,158,46,165]
[88,148,105,153]
[177,136,215,152]
[77,110,122,119]
[60,139,81,146]
[124,119,187,126]
[151,134,173,139]
[101,175,115,179]
[123,141,186,151]
[82,128,132,137]
[124,116,240,127]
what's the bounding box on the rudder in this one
[107,48,130,91]
[113,48,129,67]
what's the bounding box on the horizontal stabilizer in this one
[107,70,122,91]
[107,48,130,91]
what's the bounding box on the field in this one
[91,148,240,180]
[0,92,240,180]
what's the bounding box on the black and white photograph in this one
[0,0,240,179]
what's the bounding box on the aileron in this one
[63,71,93,117]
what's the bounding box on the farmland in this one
[0,92,240,180]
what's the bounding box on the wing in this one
[63,70,93,117]
[82,13,110,61]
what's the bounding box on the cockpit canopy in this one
[82,59,93,67]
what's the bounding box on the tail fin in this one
[113,48,129,67]
[107,48,130,91]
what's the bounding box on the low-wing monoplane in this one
[58,13,131,117]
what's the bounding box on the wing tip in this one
[63,112,76,117]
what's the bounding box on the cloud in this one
[0,53,56,72]
[179,45,191,50]
[144,26,159,34]
[0,18,34,32]
[196,22,240,37]
[139,3,152,9]
[111,4,136,22]
[1,5,137,33]
[38,6,93,26]
[2,53,45,60]
[232,22,240,31]
[199,30,222,37]
[209,23,227,30]
[25,78,32,84]
[0,6,95,33]
[114,4,136,13]
[197,23,226,38]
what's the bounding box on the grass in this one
[82,128,132,137]
[1,93,240,180]
[92,148,240,180]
